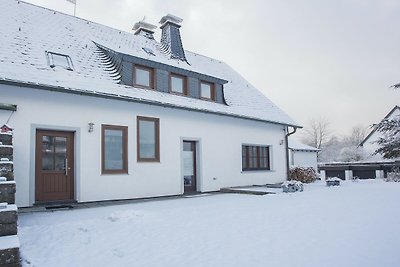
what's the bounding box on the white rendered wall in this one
[0,85,288,207]
[289,150,318,171]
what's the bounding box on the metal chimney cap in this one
[133,20,157,34]
[159,14,183,26]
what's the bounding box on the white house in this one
[0,1,300,207]
[360,105,400,161]
[288,139,319,171]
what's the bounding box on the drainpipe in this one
[285,126,297,181]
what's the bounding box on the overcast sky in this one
[24,0,399,138]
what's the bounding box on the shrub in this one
[385,167,400,182]
[289,167,317,183]
[282,180,304,193]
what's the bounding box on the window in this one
[102,125,128,174]
[137,116,160,162]
[169,73,186,95]
[46,52,73,71]
[200,81,215,100]
[41,136,67,171]
[133,65,154,89]
[242,145,270,171]
[142,47,156,56]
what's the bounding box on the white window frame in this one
[46,51,74,71]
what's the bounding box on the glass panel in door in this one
[183,141,196,193]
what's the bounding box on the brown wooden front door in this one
[35,130,75,203]
[183,141,197,193]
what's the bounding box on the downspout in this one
[285,126,297,181]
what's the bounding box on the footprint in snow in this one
[78,226,91,244]
[107,215,120,222]
[78,226,88,232]
[112,249,124,258]
[80,235,91,245]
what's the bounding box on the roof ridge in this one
[17,0,145,44]
[18,0,227,65]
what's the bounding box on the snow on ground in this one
[19,180,400,267]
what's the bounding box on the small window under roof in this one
[46,52,74,71]
[142,47,155,56]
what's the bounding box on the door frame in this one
[35,129,75,203]
[180,138,201,194]
[30,125,80,206]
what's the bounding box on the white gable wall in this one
[289,150,318,171]
[1,84,287,207]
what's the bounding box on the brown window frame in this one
[242,145,270,171]
[133,64,155,89]
[169,73,188,95]
[137,116,160,162]
[101,125,128,174]
[200,81,216,101]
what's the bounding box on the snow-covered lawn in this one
[19,180,400,267]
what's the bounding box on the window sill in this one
[200,97,216,102]
[137,159,160,163]
[241,169,274,173]
[169,90,187,96]
[101,171,129,175]
[133,84,155,90]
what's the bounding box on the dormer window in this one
[169,73,186,95]
[133,65,154,89]
[200,81,215,101]
[47,52,73,71]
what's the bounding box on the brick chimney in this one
[159,14,187,62]
[133,19,157,39]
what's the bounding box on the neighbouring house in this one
[288,139,319,171]
[0,0,300,207]
[319,105,400,180]
[359,105,400,161]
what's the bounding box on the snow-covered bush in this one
[385,167,400,182]
[326,177,341,186]
[337,146,367,162]
[289,167,317,183]
[282,180,304,193]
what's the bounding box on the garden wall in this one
[0,126,20,267]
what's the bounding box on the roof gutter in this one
[0,78,302,128]
[0,103,17,111]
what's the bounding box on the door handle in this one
[65,158,68,176]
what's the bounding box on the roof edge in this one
[360,105,400,146]
[0,78,302,128]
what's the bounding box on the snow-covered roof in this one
[360,105,400,146]
[288,139,320,152]
[0,0,300,127]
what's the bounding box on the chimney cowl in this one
[159,14,183,28]
[133,20,157,38]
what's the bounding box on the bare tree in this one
[342,126,368,146]
[301,118,330,149]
